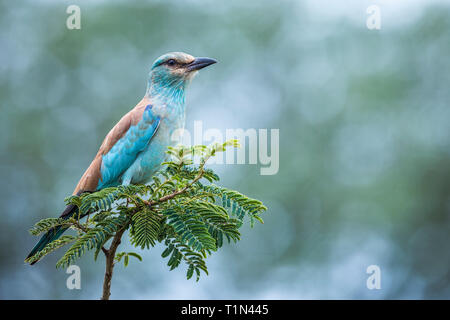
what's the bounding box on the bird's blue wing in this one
[98,105,160,189]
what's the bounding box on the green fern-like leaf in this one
[25,235,76,264]
[182,201,241,247]
[162,238,208,281]
[165,209,216,251]
[29,218,69,236]
[115,251,142,267]
[200,185,267,226]
[79,185,147,215]
[56,228,106,268]
[130,209,161,249]
[57,214,129,268]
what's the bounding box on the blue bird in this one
[26,52,217,264]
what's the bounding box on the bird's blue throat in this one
[146,71,189,112]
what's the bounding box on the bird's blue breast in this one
[100,95,186,188]
[98,105,161,189]
[121,102,185,185]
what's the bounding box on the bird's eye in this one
[167,59,176,66]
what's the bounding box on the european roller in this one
[26,52,217,264]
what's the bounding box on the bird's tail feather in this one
[26,203,79,265]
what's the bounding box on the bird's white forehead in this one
[152,52,195,68]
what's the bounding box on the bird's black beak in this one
[187,57,217,72]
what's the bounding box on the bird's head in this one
[147,52,217,101]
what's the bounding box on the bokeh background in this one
[1,0,449,299]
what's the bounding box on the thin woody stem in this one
[101,226,127,300]
[146,165,205,206]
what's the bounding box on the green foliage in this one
[27,140,267,281]
[25,235,76,264]
[65,185,148,216]
[56,214,130,268]
[28,218,70,236]
[200,185,267,227]
[162,238,208,281]
[115,251,143,267]
[165,209,216,251]
[130,208,162,249]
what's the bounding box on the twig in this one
[146,166,205,206]
[101,226,127,300]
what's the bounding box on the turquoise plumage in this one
[99,105,161,188]
[26,52,217,264]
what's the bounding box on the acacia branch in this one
[146,166,205,206]
[69,218,90,233]
[97,167,203,300]
[27,141,248,299]
[97,152,212,299]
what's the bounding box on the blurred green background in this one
[1,0,449,299]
